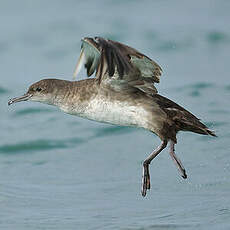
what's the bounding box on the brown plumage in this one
[8,37,216,197]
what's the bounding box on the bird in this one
[8,37,216,197]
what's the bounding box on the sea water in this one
[0,0,230,229]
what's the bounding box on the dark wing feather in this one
[110,39,162,82]
[73,37,163,94]
[104,45,115,76]
[95,37,133,80]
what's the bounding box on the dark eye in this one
[36,87,42,92]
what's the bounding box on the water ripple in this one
[155,39,193,52]
[0,137,84,154]
[0,140,67,154]
[172,82,215,92]
[0,86,9,95]
[92,126,134,138]
[206,31,229,45]
[13,108,54,116]
[225,85,230,91]
[125,223,196,230]
[171,82,215,97]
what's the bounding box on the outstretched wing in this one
[73,37,162,94]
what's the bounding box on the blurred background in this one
[0,0,230,229]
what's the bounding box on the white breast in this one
[68,96,149,129]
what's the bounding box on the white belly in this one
[65,97,149,128]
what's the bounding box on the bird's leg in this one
[142,140,167,197]
[169,140,187,179]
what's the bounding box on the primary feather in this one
[73,37,162,94]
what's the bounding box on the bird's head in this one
[8,79,66,106]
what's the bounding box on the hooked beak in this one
[8,93,32,106]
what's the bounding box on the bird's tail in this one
[206,128,217,137]
[153,94,217,137]
[175,117,217,137]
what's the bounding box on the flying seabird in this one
[8,37,216,197]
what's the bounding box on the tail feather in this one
[175,117,217,137]
[206,128,217,137]
[153,94,217,138]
